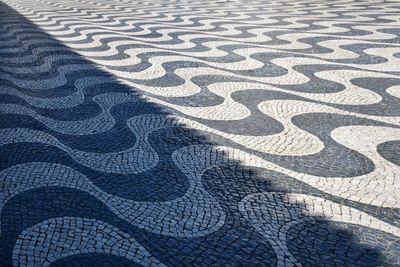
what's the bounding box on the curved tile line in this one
[3,0,400,243]
[256,99,400,155]
[12,217,166,267]
[177,114,323,156]
[271,31,376,53]
[327,126,400,206]
[0,64,100,90]
[153,72,384,120]
[0,17,329,50]
[2,44,388,116]
[0,45,70,63]
[34,21,390,64]
[1,37,228,62]
[3,100,397,160]
[1,107,399,180]
[32,0,301,34]
[0,92,138,135]
[0,15,263,42]
[2,61,387,122]
[0,7,280,36]
[139,110,398,157]
[0,7,400,207]
[3,29,371,86]
[2,7,144,24]
[24,19,276,45]
[6,5,264,32]
[0,160,225,237]
[352,24,400,41]
[0,77,117,110]
[13,0,383,26]
[1,40,308,97]
[36,15,400,45]
[0,18,390,56]
[1,26,326,73]
[5,10,398,68]
[2,27,397,73]
[7,5,400,58]
[10,12,394,74]
[311,22,398,41]
[26,13,398,53]
[2,27,393,108]
[0,31,62,52]
[238,192,400,266]
[173,140,400,208]
[313,69,388,104]
[10,0,400,26]
[0,17,275,49]
[0,122,160,174]
[387,85,400,99]
[1,55,203,98]
[355,47,400,72]
[1,54,83,74]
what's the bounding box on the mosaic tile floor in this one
[1,0,400,266]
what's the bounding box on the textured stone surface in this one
[1,0,400,266]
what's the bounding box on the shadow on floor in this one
[0,2,389,266]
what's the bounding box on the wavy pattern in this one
[239,192,400,266]
[0,158,225,237]
[13,217,165,266]
[1,0,400,266]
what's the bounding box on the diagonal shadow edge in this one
[0,2,398,267]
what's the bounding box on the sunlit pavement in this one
[1,0,400,266]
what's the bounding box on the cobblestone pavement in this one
[1,0,400,266]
